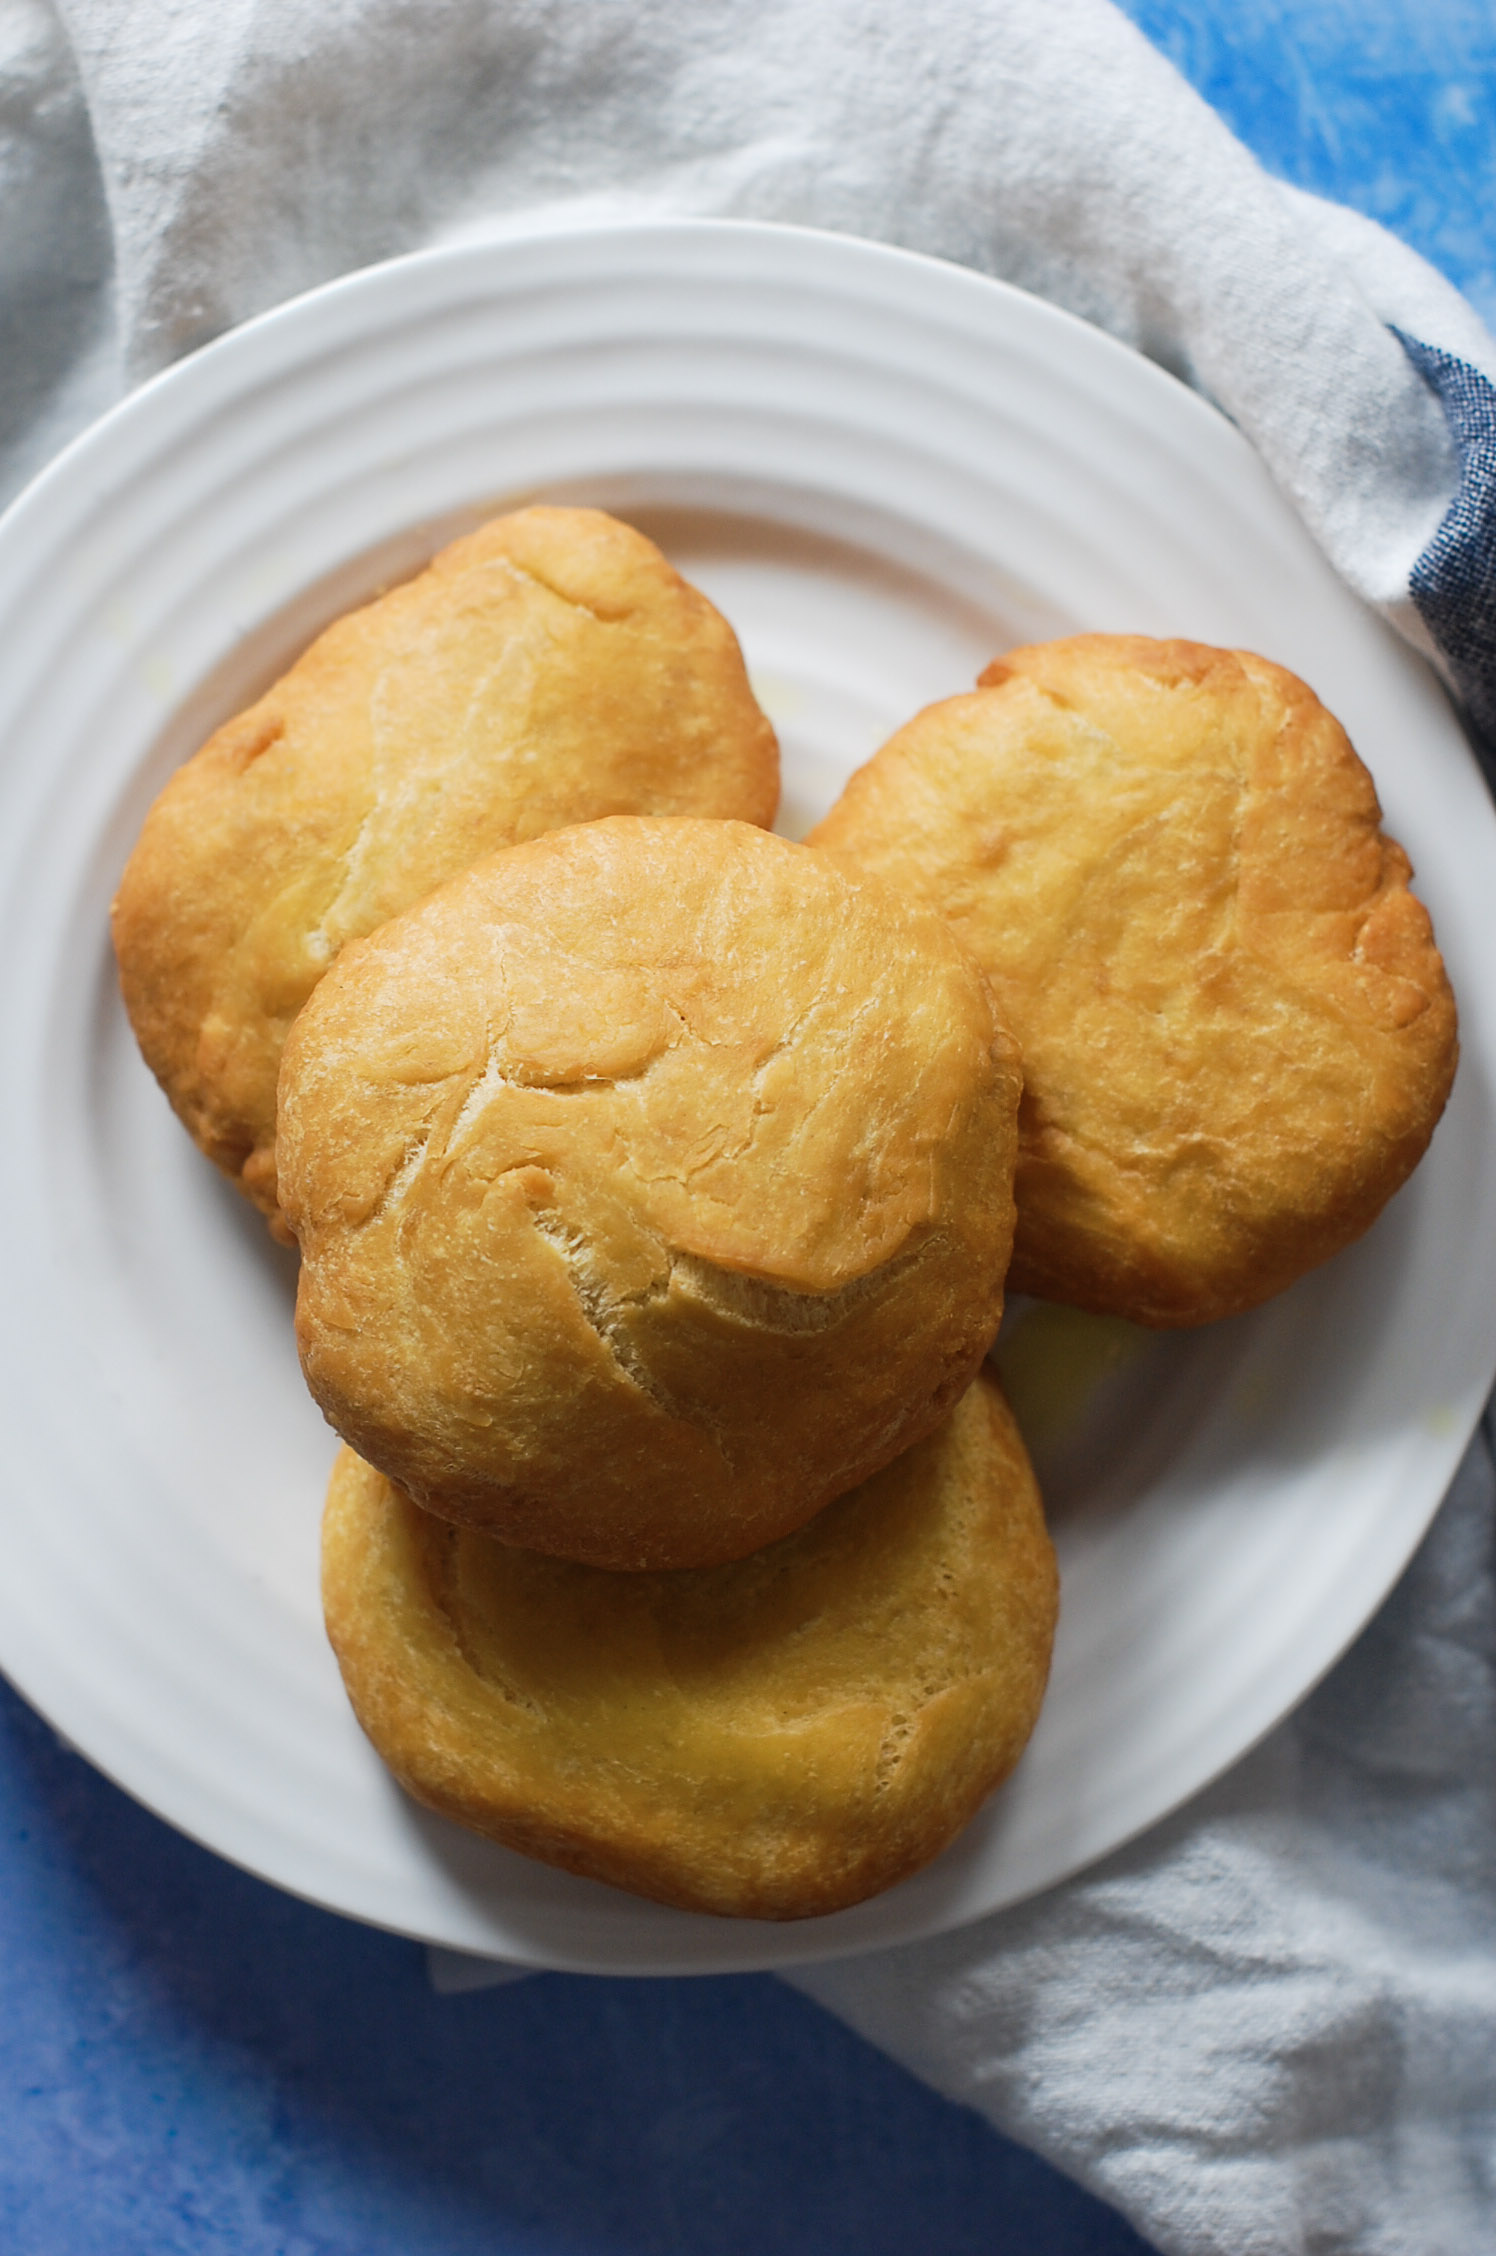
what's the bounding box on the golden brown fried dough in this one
[811,635,1457,1326]
[112,507,779,1237]
[280,817,1022,1568]
[321,1370,1057,1921]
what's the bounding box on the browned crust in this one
[111,506,780,1238]
[811,635,1458,1326]
[280,817,1022,1568]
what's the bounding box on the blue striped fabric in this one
[1396,332,1496,754]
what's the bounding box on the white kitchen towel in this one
[32,0,1496,745]
[4,3,1495,2251]
[792,1418,1496,2256]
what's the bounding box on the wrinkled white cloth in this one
[4,3,1494,2251]
[792,1422,1496,2256]
[36,0,1496,691]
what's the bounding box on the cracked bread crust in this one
[279,818,1022,1569]
[319,1369,1057,1920]
[810,636,1458,1327]
[111,506,779,1240]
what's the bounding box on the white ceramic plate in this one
[0,220,1493,1977]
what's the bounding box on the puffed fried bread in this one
[320,1369,1057,1921]
[810,635,1457,1326]
[112,506,779,1237]
[279,816,1023,1569]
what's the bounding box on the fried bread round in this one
[112,507,779,1237]
[810,636,1457,1326]
[279,817,1022,1569]
[321,1370,1057,1921]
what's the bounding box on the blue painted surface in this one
[1117,0,1496,322]
[3,8,1492,2255]
[0,1678,1150,2255]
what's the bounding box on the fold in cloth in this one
[44,0,1496,735]
[4,3,1494,2251]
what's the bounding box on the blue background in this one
[3,5,1492,2251]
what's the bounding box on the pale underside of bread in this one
[320,1371,1058,1920]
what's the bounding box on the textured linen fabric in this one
[41,0,1483,691]
[1396,335,1496,745]
[0,0,116,505]
[3,3,1494,2252]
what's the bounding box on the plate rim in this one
[0,213,1491,1976]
